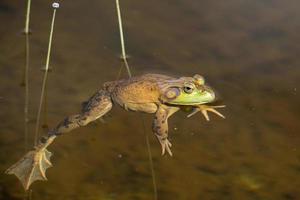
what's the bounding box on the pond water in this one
[1,0,300,199]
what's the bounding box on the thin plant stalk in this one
[42,83,49,129]
[142,116,158,200]
[34,65,49,146]
[34,4,59,146]
[24,0,32,34]
[115,0,132,78]
[24,8,32,199]
[115,1,157,199]
[24,33,30,151]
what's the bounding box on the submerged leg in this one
[153,105,179,156]
[6,90,113,190]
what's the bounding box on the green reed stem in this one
[115,0,132,78]
[42,84,49,129]
[24,0,32,34]
[34,3,59,146]
[24,33,30,151]
[142,116,158,200]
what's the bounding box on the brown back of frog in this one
[105,74,173,104]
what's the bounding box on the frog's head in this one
[159,74,216,105]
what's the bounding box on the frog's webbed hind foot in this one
[5,147,53,190]
[187,105,226,121]
[156,135,173,156]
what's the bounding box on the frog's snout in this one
[203,85,216,103]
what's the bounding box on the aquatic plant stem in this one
[115,1,157,199]
[142,116,158,200]
[24,0,32,34]
[42,83,49,129]
[24,33,30,151]
[115,0,132,78]
[34,3,59,146]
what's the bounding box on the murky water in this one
[1,0,300,199]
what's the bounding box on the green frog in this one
[6,73,225,190]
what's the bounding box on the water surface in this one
[1,0,300,199]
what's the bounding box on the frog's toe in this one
[164,139,173,156]
[187,105,226,121]
[156,135,173,156]
[204,106,226,120]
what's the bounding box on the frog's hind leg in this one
[6,135,56,190]
[6,90,113,190]
[53,90,113,134]
[153,105,180,156]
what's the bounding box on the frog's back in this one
[106,74,173,112]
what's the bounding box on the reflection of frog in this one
[6,73,225,190]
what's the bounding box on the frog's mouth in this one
[165,86,216,106]
[173,91,215,105]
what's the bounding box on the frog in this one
[6,73,225,190]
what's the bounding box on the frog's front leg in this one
[153,105,179,156]
[6,90,113,190]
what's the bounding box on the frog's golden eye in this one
[183,83,194,94]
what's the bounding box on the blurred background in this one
[0,0,300,199]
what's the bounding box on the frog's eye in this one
[183,84,194,94]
